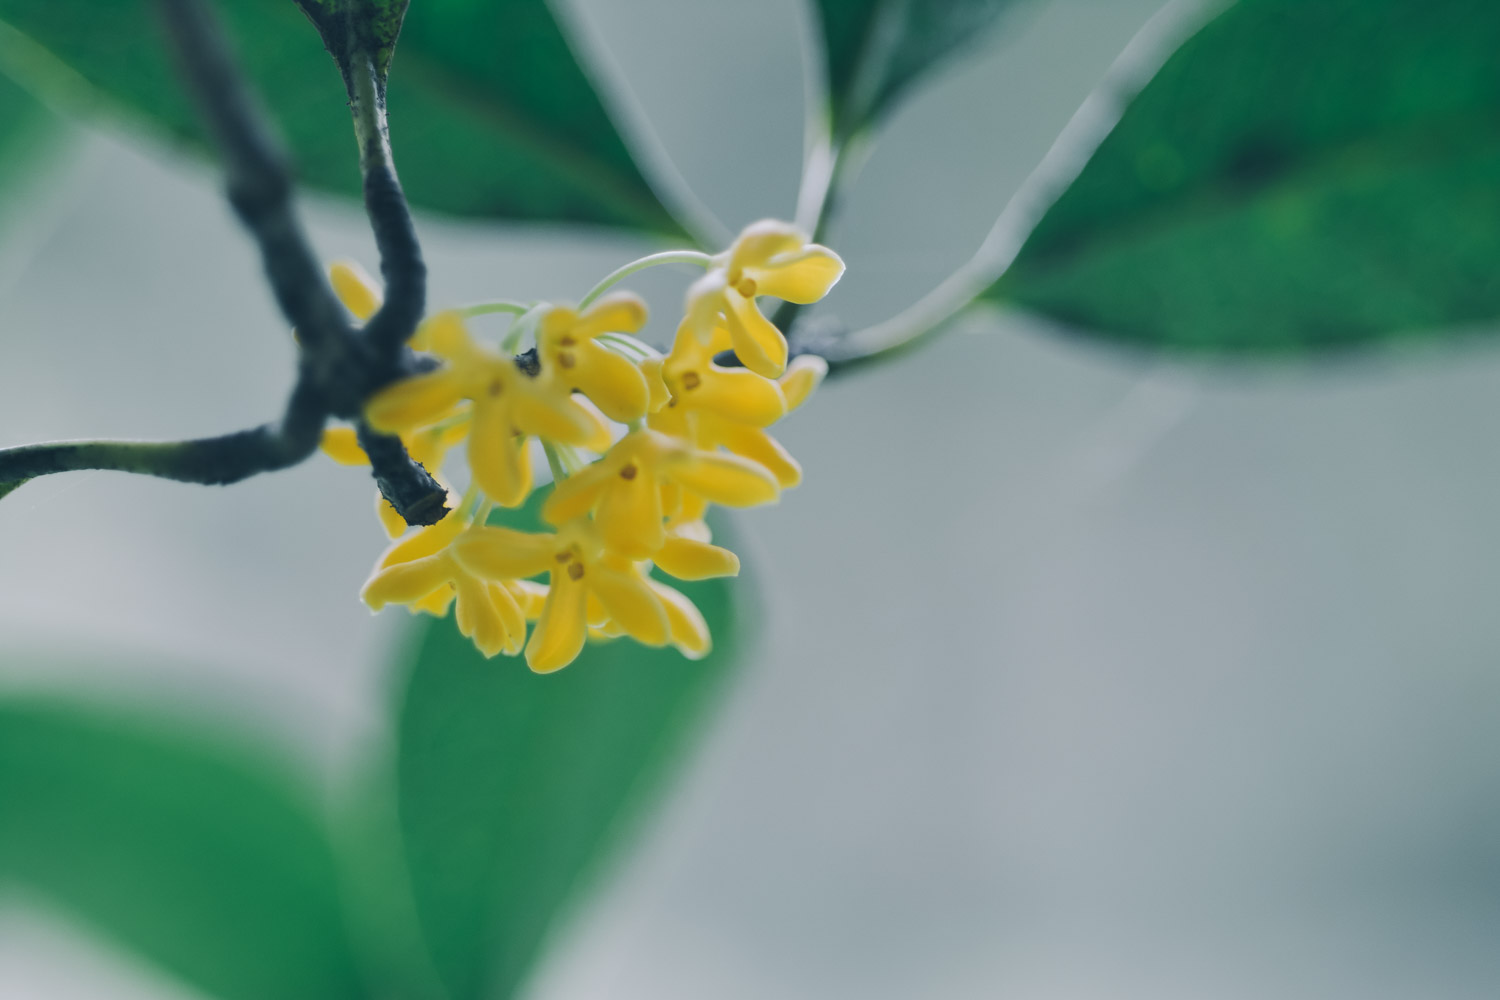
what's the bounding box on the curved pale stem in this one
[578,250,713,309]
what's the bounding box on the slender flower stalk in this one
[578,250,713,309]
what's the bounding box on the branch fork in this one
[0,0,443,527]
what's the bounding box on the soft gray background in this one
[4,0,1500,997]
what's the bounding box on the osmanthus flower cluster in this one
[323,221,843,673]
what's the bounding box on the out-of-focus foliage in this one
[0,699,366,1000]
[0,0,687,235]
[0,74,49,193]
[395,492,745,1000]
[812,0,1023,140]
[993,0,1500,352]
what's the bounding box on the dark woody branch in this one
[0,0,445,526]
[159,0,348,355]
[346,54,426,355]
[0,375,325,486]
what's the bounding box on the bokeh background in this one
[4,0,1500,996]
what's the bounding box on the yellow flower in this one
[685,220,844,378]
[540,428,780,559]
[537,293,651,423]
[321,412,471,537]
[585,564,714,660]
[453,520,681,672]
[365,311,610,506]
[656,321,787,426]
[651,352,825,493]
[360,517,530,657]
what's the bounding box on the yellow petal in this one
[454,574,508,658]
[320,426,369,465]
[409,585,455,618]
[505,579,549,619]
[419,310,474,359]
[728,220,803,273]
[659,479,683,520]
[667,316,731,360]
[586,590,609,628]
[716,423,801,489]
[684,271,729,341]
[567,345,649,423]
[722,288,787,378]
[541,459,614,524]
[526,571,589,673]
[669,490,711,528]
[574,292,648,340]
[362,554,454,611]
[650,580,712,659]
[668,451,780,507]
[451,525,557,580]
[511,386,610,449]
[366,368,465,433]
[537,305,580,346]
[647,398,694,441]
[677,366,786,427]
[376,514,466,570]
[589,565,669,646]
[377,494,408,539]
[407,423,460,469]
[468,403,530,507]
[489,582,528,655]
[596,465,665,558]
[641,357,671,412]
[779,354,828,411]
[328,260,382,320]
[653,535,740,580]
[753,245,845,303]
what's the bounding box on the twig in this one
[0,375,325,485]
[0,0,447,527]
[158,0,349,356]
[347,51,425,355]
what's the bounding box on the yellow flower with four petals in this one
[684,220,843,378]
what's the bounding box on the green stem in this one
[542,441,568,483]
[596,332,659,359]
[460,300,530,318]
[578,250,713,309]
[775,132,865,336]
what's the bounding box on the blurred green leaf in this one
[992,0,1500,353]
[0,1,688,235]
[812,0,1023,140]
[0,698,366,1000]
[395,492,747,1000]
[0,478,29,502]
[0,72,51,195]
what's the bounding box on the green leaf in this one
[0,72,51,196]
[812,0,1024,140]
[0,478,29,502]
[0,1,688,235]
[992,0,1500,353]
[0,698,367,1000]
[395,493,748,1000]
